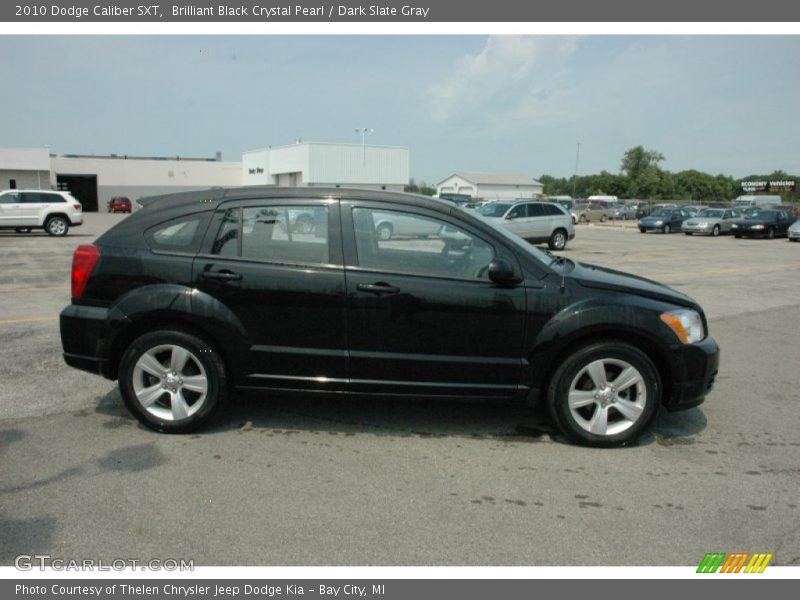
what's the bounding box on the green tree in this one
[621,146,665,181]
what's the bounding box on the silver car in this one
[682,208,741,237]
[788,219,800,242]
[477,201,575,250]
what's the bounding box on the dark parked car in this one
[60,188,719,447]
[108,196,132,213]
[730,209,795,239]
[437,193,472,207]
[638,208,690,234]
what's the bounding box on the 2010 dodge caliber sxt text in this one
[60,188,719,447]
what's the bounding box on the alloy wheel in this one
[132,344,208,421]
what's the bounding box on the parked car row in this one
[637,207,797,239]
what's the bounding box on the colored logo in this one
[697,552,773,573]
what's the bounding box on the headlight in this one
[660,309,705,344]
[752,224,765,229]
[654,220,663,225]
[732,224,739,228]
[697,222,707,227]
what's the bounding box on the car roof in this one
[136,186,453,213]
[1,189,67,193]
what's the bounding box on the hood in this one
[567,261,696,308]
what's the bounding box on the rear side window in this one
[211,205,330,266]
[22,192,64,203]
[145,213,210,254]
[526,203,544,217]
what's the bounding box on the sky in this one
[1,35,798,184]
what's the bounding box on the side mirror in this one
[488,258,521,285]
[505,212,517,220]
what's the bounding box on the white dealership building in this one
[0,141,410,211]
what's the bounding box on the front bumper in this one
[639,223,668,232]
[681,224,713,234]
[663,335,720,411]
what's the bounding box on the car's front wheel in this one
[118,330,228,433]
[663,224,671,234]
[548,228,568,250]
[712,225,720,237]
[547,341,661,447]
[45,216,69,236]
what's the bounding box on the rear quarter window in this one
[144,212,211,254]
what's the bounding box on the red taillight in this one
[71,245,100,299]
[73,204,82,211]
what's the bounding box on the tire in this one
[376,223,393,241]
[684,232,692,236]
[663,224,671,234]
[600,215,607,223]
[579,215,586,223]
[548,229,568,251]
[45,216,69,236]
[767,227,775,239]
[118,330,228,433]
[639,228,646,234]
[14,228,32,233]
[734,235,742,239]
[712,225,720,237]
[547,341,661,447]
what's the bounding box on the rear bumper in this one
[663,336,720,411]
[60,304,114,379]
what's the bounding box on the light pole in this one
[572,142,581,198]
[355,127,373,165]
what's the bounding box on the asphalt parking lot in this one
[1,214,799,566]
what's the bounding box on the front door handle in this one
[357,282,400,295]
[201,270,242,282]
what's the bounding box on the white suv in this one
[0,190,83,236]
[477,200,576,250]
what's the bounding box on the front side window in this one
[352,208,495,280]
[212,205,330,266]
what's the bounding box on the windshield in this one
[478,202,513,218]
[650,209,670,217]
[697,209,724,218]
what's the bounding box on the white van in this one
[731,195,782,210]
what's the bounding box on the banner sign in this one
[740,180,796,193]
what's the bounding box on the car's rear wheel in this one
[663,224,671,234]
[600,215,607,222]
[45,216,69,236]
[376,223,393,241]
[14,228,32,233]
[547,341,660,447]
[119,330,228,433]
[548,228,568,250]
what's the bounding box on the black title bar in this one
[5,0,800,22]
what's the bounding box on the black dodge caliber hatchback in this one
[60,188,719,446]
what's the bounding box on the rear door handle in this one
[201,271,242,282]
[357,282,400,295]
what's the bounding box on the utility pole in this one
[354,128,373,165]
